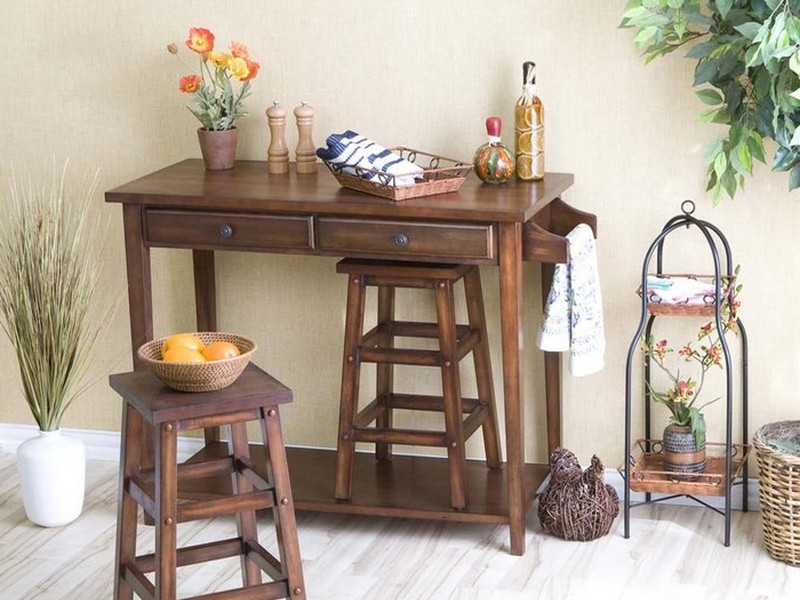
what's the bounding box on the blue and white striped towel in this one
[317,131,423,186]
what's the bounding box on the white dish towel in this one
[536,223,605,377]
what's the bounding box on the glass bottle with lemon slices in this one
[515,61,544,181]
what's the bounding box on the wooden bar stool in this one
[334,258,502,510]
[109,363,306,600]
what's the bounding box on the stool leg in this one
[154,421,178,600]
[463,266,502,468]
[335,273,366,500]
[435,279,468,510]
[114,403,141,600]
[261,406,307,600]
[375,285,395,462]
[228,421,262,587]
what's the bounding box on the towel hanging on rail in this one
[537,223,605,377]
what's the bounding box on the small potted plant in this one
[641,283,741,476]
[167,27,261,170]
[0,164,109,526]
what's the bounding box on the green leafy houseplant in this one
[641,275,741,448]
[621,0,800,202]
[0,166,108,431]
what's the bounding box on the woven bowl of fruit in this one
[137,332,257,392]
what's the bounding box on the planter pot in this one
[197,127,238,170]
[16,430,85,527]
[663,423,706,478]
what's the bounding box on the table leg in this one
[122,204,152,370]
[498,222,526,556]
[193,250,220,444]
[540,262,562,454]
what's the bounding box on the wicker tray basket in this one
[323,147,472,201]
[636,273,737,317]
[137,332,256,393]
[754,421,800,565]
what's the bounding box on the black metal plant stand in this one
[623,200,749,547]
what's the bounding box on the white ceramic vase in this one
[16,429,86,527]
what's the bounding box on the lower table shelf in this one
[622,439,750,496]
[185,443,549,524]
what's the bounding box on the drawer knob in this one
[393,233,409,248]
[218,224,234,238]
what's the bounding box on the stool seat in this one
[334,258,501,510]
[110,363,306,600]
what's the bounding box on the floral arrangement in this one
[641,272,741,448]
[168,27,260,131]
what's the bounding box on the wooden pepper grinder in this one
[266,101,289,174]
[294,101,317,174]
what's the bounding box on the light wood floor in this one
[1,453,798,600]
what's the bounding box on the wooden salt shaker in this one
[266,101,289,174]
[294,101,317,174]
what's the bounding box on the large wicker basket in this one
[137,332,256,393]
[753,421,800,566]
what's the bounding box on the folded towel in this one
[646,276,716,305]
[317,130,423,186]
[537,223,605,377]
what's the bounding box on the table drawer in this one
[144,209,313,252]
[317,218,495,262]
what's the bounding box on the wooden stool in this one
[109,364,306,600]
[335,258,502,510]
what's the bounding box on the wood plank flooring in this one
[1,452,798,599]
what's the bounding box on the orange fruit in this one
[161,333,205,357]
[202,341,241,361]
[162,346,206,364]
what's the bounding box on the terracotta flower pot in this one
[197,127,238,170]
[663,423,706,479]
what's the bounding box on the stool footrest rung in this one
[178,490,275,522]
[245,539,286,582]
[191,581,291,600]
[135,537,245,573]
[388,393,481,414]
[359,346,442,366]
[122,562,155,599]
[462,404,489,439]
[353,427,447,447]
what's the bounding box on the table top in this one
[106,159,574,224]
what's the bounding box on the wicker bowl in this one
[137,332,256,393]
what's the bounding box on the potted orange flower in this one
[168,27,260,169]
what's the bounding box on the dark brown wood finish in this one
[109,364,306,600]
[106,159,589,555]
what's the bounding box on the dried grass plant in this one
[0,164,109,431]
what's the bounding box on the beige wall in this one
[0,1,795,467]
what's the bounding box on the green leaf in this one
[734,21,765,41]
[717,0,733,20]
[788,16,800,43]
[714,151,728,178]
[704,138,724,165]
[634,25,660,50]
[696,88,723,105]
[790,127,800,147]
[694,59,719,85]
[735,141,753,174]
[789,163,800,190]
[686,41,718,59]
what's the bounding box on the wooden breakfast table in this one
[106,159,595,555]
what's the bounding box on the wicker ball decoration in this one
[137,332,256,393]
[537,447,619,541]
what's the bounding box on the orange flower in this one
[230,40,250,59]
[186,27,215,54]
[241,59,260,81]
[179,74,202,93]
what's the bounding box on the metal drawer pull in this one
[393,233,409,248]
[218,224,234,238]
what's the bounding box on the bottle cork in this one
[294,101,317,174]
[266,101,289,174]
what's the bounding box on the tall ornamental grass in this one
[0,165,106,431]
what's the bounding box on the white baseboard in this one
[0,423,761,511]
[0,423,205,462]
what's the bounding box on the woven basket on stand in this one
[753,421,800,566]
